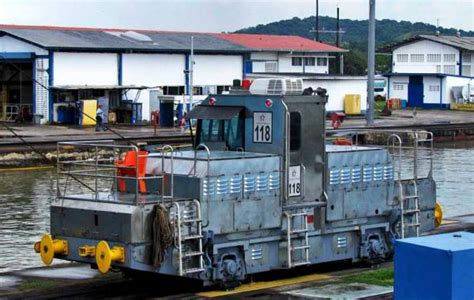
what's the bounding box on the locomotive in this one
[35,78,439,286]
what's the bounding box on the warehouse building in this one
[0,24,346,123]
[380,34,473,108]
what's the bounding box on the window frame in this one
[317,57,328,66]
[291,57,303,66]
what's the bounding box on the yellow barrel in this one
[344,94,361,115]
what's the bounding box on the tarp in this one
[187,105,243,120]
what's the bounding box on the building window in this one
[443,65,456,74]
[397,54,409,63]
[462,66,472,76]
[317,57,327,66]
[436,65,441,73]
[462,53,472,63]
[410,54,424,63]
[393,84,405,91]
[290,112,301,151]
[163,86,185,95]
[429,85,440,92]
[443,54,456,62]
[265,62,278,72]
[217,85,231,94]
[427,54,441,62]
[304,57,316,66]
[291,57,303,66]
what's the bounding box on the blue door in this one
[408,76,424,107]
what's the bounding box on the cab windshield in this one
[197,114,244,151]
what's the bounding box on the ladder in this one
[172,200,205,276]
[284,212,310,268]
[399,180,421,238]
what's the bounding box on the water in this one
[0,144,473,273]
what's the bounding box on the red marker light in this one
[265,98,273,108]
[209,97,216,106]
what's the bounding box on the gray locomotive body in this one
[38,92,437,286]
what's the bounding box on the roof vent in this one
[456,31,461,38]
[249,78,303,95]
[120,31,153,43]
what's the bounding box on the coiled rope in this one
[152,204,175,268]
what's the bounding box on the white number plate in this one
[253,112,272,143]
[288,165,301,197]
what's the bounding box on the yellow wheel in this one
[96,241,125,274]
[435,202,443,227]
[40,234,55,265]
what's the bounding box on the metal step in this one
[292,261,310,267]
[292,245,310,251]
[403,195,419,200]
[182,234,203,241]
[404,209,420,214]
[290,229,309,234]
[184,267,205,274]
[181,218,202,224]
[289,212,308,217]
[183,251,204,258]
[406,223,421,227]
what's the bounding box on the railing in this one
[328,129,434,181]
[56,141,173,205]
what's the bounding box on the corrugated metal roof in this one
[419,35,474,51]
[215,33,347,52]
[378,34,474,52]
[0,24,346,53]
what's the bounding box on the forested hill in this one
[236,16,474,75]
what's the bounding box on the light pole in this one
[367,0,376,125]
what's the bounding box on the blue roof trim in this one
[383,72,474,79]
[0,52,34,59]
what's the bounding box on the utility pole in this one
[189,36,194,111]
[315,0,319,41]
[367,0,376,125]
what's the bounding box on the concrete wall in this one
[249,52,330,74]
[393,40,459,74]
[303,78,367,112]
[193,54,242,86]
[388,76,409,100]
[53,52,118,86]
[0,35,48,55]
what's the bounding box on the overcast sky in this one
[0,0,472,32]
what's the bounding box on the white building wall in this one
[278,54,329,74]
[393,40,459,74]
[445,76,473,104]
[302,78,367,112]
[122,53,185,86]
[423,77,442,104]
[53,52,118,86]
[388,76,409,100]
[250,52,278,60]
[35,58,49,121]
[0,35,48,55]
[193,55,243,86]
[122,53,186,121]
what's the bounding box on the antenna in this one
[190,36,194,111]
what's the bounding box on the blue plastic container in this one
[395,231,474,300]
[401,99,408,109]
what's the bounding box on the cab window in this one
[197,114,244,150]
